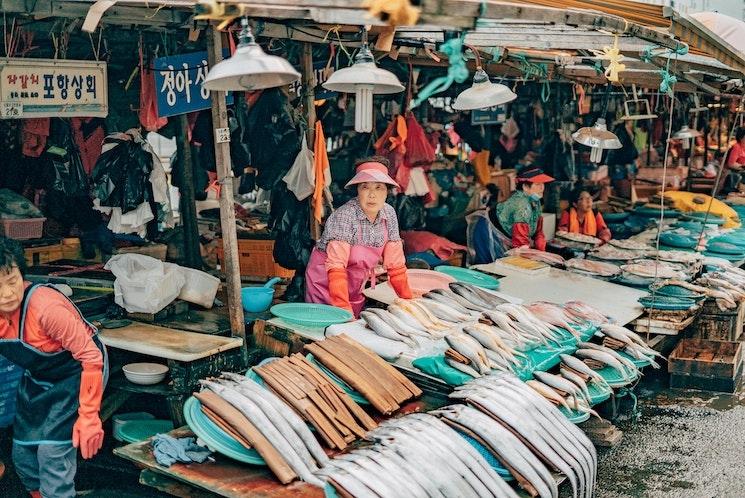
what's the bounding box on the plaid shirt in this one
[318,198,401,251]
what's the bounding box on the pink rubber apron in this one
[305,220,388,318]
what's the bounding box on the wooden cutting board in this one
[99,322,243,362]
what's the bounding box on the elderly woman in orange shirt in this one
[558,188,611,243]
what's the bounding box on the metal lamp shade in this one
[673,126,702,139]
[572,118,622,150]
[452,69,517,110]
[322,62,404,94]
[203,23,300,92]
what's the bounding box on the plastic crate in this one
[216,238,294,279]
[0,218,45,240]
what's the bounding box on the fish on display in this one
[453,373,597,498]
[563,301,609,325]
[317,412,519,498]
[559,354,612,390]
[361,311,418,347]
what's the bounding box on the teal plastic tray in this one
[660,232,697,249]
[559,405,591,424]
[702,251,745,262]
[593,365,639,388]
[456,431,514,481]
[681,212,725,225]
[638,295,696,311]
[617,350,655,369]
[587,381,613,405]
[118,419,173,444]
[435,266,500,290]
[654,284,705,300]
[707,241,745,255]
[270,303,353,328]
[183,396,266,465]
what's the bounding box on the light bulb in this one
[355,84,374,133]
[682,138,691,150]
[590,147,603,163]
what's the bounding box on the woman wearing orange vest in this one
[558,188,611,244]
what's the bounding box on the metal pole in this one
[177,114,202,268]
[206,25,245,338]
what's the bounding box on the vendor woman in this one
[0,236,107,498]
[305,157,412,316]
[497,167,554,249]
[558,188,611,243]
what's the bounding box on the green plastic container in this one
[435,266,500,290]
[270,303,353,328]
[117,419,174,444]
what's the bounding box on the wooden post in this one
[302,42,321,241]
[176,114,202,269]
[206,25,245,339]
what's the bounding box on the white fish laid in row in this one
[360,311,418,348]
[317,413,518,498]
[560,354,612,390]
[599,323,664,368]
[454,373,597,498]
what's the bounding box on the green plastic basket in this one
[435,266,500,290]
[270,303,353,328]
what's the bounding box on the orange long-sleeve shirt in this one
[0,285,103,372]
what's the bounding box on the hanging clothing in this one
[22,118,50,158]
[305,198,407,317]
[0,284,107,498]
[466,208,509,265]
[471,150,491,186]
[495,190,546,251]
[71,118,105,175]
[312,121,330,224]
[91,129,174,236]
[558,208,611,243]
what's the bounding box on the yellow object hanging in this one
[363,0,420,28]
[602,35,626,83]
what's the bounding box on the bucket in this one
[241,277,281,313]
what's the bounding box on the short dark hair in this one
[570,187,591,205]
[354,156,391,170]
[519,181,535,191]
[736,127,745,142]
[0,237,26,276]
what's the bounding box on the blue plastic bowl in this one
[241,287,274,313]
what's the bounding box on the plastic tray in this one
[183,396,265,465]
[681,212,725,225]
[435,266,500,290]
[660,232,697,249]
[707,241,745,255]
[118,419,174,444]
[593,365,638,388]
[586,381,613,405]
[270,303,353,328]
[638,295,696,311]
[653,284,705,300]
[558,405,591,424]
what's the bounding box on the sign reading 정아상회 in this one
[153,50,231,118]
[0,58,108,119]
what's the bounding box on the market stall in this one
[0,0,744,496]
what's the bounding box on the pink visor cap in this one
[344,161,399,189]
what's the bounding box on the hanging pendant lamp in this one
[322,29,404,133]
[203,19,300,92]
[572,84,622,163]
[673,125,702,150]
[453,45,516,110]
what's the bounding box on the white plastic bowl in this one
[122,363,169,385]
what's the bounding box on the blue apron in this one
[0,284,107,445]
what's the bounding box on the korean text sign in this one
[153,51,231,118]
[0,58,107,119]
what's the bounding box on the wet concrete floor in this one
[596,370,745,498]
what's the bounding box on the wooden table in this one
[100,323,246,425]
[115,426,322,498]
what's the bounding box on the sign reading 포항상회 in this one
[153,50,232,118]
[0,58,108,119]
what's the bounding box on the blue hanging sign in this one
[153,50,232,118]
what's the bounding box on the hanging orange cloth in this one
[388,115,408,153]
[568,208,597,236]
[312,121,329,224]
[471,150,491,186]
[138,37,167,132]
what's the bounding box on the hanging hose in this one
[411,36,469,108]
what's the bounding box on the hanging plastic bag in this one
[282,136,315,201]
[104,254,185,314]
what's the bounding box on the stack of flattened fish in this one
[305,335,422,414]
[254,354,377,450]
[452,373,597,498]
[315,412,519,498]
[196,374,329,487]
